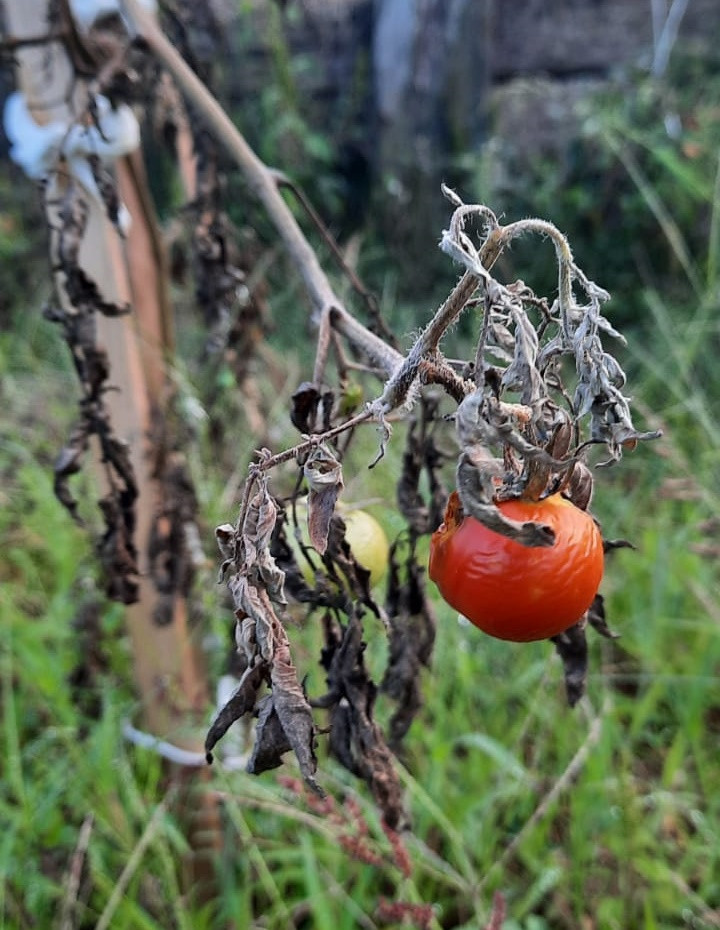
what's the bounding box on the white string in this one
[122,720,252,770]
[122,674,252,770]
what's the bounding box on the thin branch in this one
[329,307,403,376]
[58,813,94,930]
[376,218,519,412]
[313,306,333,385]
[123,0,334,313]
[0,29,70,50]
[651,0,690,78]
[498,217,575,324]
[270,169,396,346]
[255,408,374,473]
[120,0,403,378]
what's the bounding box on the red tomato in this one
[429,492,604,642]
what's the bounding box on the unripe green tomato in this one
[342,508,390,586]
[285,503,389,587]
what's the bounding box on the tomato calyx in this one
[453,393,602,552]
[455,457,557,550]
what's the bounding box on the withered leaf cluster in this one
[190,143,254,359]
[209,477,321,794]
[208,391,452,825]
[204,185,659,818]
[159,0,269,379]
[317,613,407,829]
[46,181,139,604]
[382,545,436,750]
[381,398,445,746]
[438,198,660,537]
[396,396,448,536]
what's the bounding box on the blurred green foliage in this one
[0,168,47,323]
[478,45,720,334]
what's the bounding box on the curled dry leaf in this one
[243,482,287,605]
[551,619,589,707]
[303,443,344,554]
[291,381,334,434]
[269,631,322,794]
[552,594,620,706]
[564,461,595,511]
[456,454,555,547]
[587,592,620,640]
[367,400,393,468]
[247,694,293,774]
[453,390,578,547]
[381,542,437,749]
[209,475,321,791]
[205,661,267,762]
[396,397,448,535]
[318,614,407,829]
[228,577,275,663]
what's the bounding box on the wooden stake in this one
[4,0,219,892]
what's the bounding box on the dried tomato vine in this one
[206,188,659,817]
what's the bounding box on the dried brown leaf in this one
[290,381,334,434]
[205,661,268,762]
[247,694,293,774]
[304,444,343,554]
[551,619,588,707]
[587,593,620,639]
[382,544,436,749]
[457,455,555,547]
[270,634,322,794]
[319,615,407,828]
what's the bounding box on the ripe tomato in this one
[429,492,604,642]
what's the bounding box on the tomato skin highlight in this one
[429,492,604,642]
